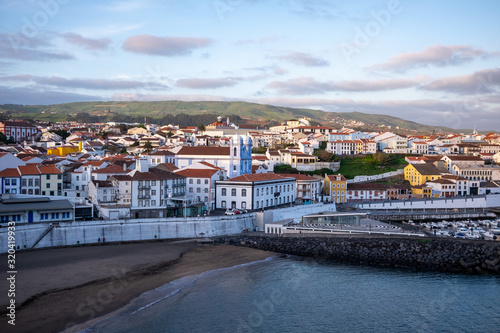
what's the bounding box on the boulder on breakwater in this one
[215,235,500,274]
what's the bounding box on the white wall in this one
[0,215,254,253]
[356,194,500,210]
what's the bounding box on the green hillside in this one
[0,101,471,134]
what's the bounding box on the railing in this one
[138,184,151,189]
[138,194,151,199]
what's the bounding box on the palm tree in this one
[144,140,153,153]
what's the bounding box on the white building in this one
[172,135,252,178]
[174,162,227,211]
[215,173,296,211]
[127,159,187,218]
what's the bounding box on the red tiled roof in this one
[325,174,347,182]
[82,161,106,167]
[92,164,127,174]
[18,165,40,175]
[177,146,230,156]
[229,173,295,182]
[277,173,319,181]
[175,169,218,178]
[0,168,21,177]
[155,163,178,172]
[445,155,483,161]
[38,165,62,174]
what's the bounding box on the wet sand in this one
[0,241,276,333]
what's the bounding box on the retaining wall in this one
[0,215,254,253]
[216,235,500,274]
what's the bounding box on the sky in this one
[1,0,499,130]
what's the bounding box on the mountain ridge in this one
[0,101,476,134]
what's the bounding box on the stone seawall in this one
[216,235,500,274]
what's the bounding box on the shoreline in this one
[0,241,276,333]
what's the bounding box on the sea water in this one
[84,256,500,333]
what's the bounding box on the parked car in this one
[224,210,236,215]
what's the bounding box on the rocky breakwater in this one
[215,235,500,274]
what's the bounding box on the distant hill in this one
[0,101,472,134]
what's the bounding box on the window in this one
[152,180,156,186]
[231,188,237,196]
[242,201,246,209]
[197,179,201,184]
[256,201,259,209]
[5,179,10,186]
[242,189,247,197]
[52,213,59,219]
[50,191,54,196]
[189,179,193,184]
[76,176,80,181]
[222,188,227,196]
[151,200,156,206]
[204,188,208,193]
[46,183,50,188]
[197,188,201,193]
[57,174,62,180]
[256,189,259,196]
[221,201,226,208]
[12,179,17,185]
[189,188,193,193]
[205,179,209,184]
[46,175,50,180]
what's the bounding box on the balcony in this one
[138,184,151,189]
[138,194,151,199]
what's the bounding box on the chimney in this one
[123,163,127,172]
[136,157,149,173]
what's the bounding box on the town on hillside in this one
[0,117,500,223]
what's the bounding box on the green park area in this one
[337,153,408,179]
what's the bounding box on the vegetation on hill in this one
[337,153,408,179]
[0,101,472,133]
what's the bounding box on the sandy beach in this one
[0,241,276,333]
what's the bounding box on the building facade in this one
[215,173,296,211]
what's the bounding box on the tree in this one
[119,124,129,134]
[144,140,153,153]
[136,124,147,129]
[197,124,206,133]
[314,149,336,162]
[0,131,7,143]
[274,164,299,174]
[49,129,70,140]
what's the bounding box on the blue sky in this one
[1,0,499,130]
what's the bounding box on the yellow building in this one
[324,174,347,203]
[411,185,434,199]
[404,163,443,186]
[46,142,82,156]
